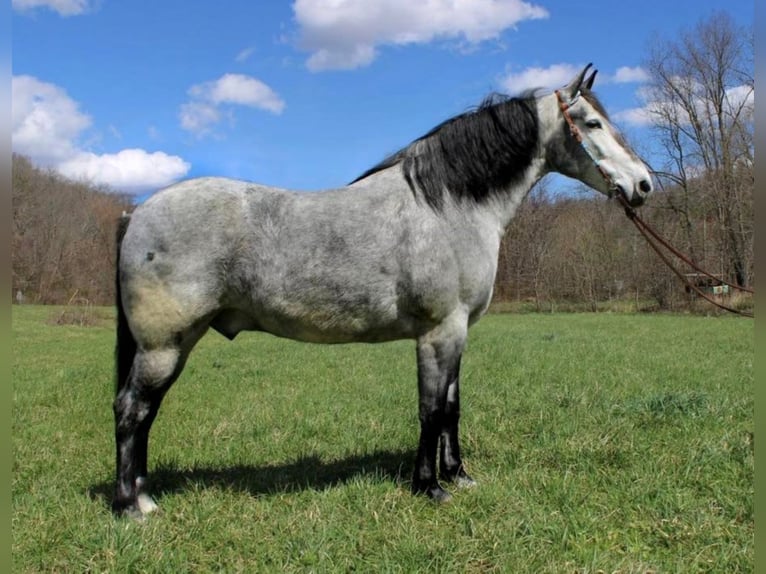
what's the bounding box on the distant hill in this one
[12,154,134,305]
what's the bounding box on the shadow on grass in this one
[89,449,415,508]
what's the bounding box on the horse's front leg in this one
[439,363,476,489]
[412,316,467,502]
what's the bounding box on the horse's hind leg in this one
[113,347,182,518]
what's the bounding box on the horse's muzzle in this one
[616,181,651,207]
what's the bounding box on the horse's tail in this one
[115,212,136,394]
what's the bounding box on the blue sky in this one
[12,0,753,198]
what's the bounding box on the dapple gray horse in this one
[113,65,652,517]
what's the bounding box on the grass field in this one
[12,305,753,572]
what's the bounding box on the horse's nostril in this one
[639,179,652,193]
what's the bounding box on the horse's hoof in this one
[452,469,477,489]
[112,494,156,520]
[137,493,159,515]
[442,467,477,489]
[428,485,453,503]
[454,475,477,489]
[113,503,147,521]
[126,507,148,522]
[412,480,452,503]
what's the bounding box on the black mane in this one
[351,93,539,209]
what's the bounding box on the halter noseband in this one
[554,89,618,197]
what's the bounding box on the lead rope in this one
[555,90,754,318]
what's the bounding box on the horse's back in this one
[232,177,455,342]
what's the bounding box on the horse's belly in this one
[211,302,417,344]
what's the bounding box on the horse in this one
[112,64,652,518]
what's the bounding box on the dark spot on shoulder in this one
[146,252,155,261]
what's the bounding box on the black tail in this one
[115,213,136,394]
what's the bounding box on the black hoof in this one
[112,500,144,520]
[412,480,452,503]
[111,497,130,515]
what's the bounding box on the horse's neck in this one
[476,96,557,232]
[471,157,548,235]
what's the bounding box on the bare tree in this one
[644,11,754,287]
[495,181,559,309]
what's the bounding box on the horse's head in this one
[545,64,652,207]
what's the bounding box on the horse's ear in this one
[562,63,593,98]
[584,68,597,90]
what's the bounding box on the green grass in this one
[13,305,753,572]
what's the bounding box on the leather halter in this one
[554,89,616,195]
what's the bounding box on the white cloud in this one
[500,63,582,93]
[179,101,221,136]
[196,74,286,113]
[613,106,654,127]
[181,74,285,137]
[726,84,755,116]
[615,82,754,129]
[12,75,90,164]
[307,45,376,72]
[293,0,550,71]
[611,66,649,84]
[12,0,92,16]
[58,149,191,194]
[12,75,190,194]
[500,63,651,94]
[235,47,256,62]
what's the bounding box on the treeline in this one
[11,152,753,312]
[12,154,132,305]
[494,175,753,312]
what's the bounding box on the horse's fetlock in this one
[419,409,445,429]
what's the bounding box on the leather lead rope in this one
[617,195,753,318]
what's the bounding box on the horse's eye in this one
[585,119,602,129]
